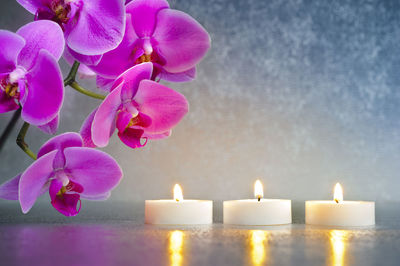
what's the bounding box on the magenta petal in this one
[52,193,81,216]
[64,147,123,196]
[0,174,21,200]
[22,50,64,126]
[66,47,103,66]
[38,132,83,159]
[66,0,125,55]
[126,0,169,37]
[118,128,147,149]
[92,84,122,147]
[116,111,133,132]
[50,178,81,217]
[96,76,115,92]
[120,63,153,101]
[49,178,63,202]
[0,91,19,114]
[153,9,210,73]
[37,115,59,135]
[88,15,139,78]
[19,150,57,214]
[17,20,64,70]
[16,0,50,14]
[63,49,97,77]
[0,30,25,74]
[159,67,196,82]
[80,108,98,148]
[135,80,189,133]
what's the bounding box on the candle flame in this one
[333,183,343,203]
[174,184,183,202]
[254,180,264,201]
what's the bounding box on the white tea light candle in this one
[223,180,292,225]
[305,183,375,227]
[145,184,213,225]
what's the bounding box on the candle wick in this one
[335,199,339,203]
[257,196,261,202]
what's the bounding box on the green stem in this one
[16,122,37,160]
[64,61,106,100]
[70,81,105,100]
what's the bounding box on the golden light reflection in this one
[250,230,268,266]
[254,180,264,201]
[169,230,184,266]
[329,230,348,266]
[333,183,343,203]
[173,184,183,202]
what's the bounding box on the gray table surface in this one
[0,201,400,266]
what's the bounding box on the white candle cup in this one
[145,184,213,225]
[305,200,375,227]
[305,183,375,227]
[145,199,213,225]
[223,199,292,225]
[223,180,292,225]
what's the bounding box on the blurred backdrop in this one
[0,0,399,221]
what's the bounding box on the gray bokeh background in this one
[0,0,399,221]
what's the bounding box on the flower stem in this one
[64,61,105,100]
[70,81,105,100]
[0,108,21,151]
[16,122,37,160]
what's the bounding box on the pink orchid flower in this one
[0,20,64,134]
[88,0,210,88]
[0,132,123,216]
[17,0,125,60]
[80,63,188,148]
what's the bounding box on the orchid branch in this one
[64,61,105,100]
[16,122,37,160]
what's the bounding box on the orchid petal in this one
[66,47,103,66]
[0,30,25,74]
[50,177,81,217]
[96,76,115,92]
[38,132,83,158]
[0,91,19,114]
[63,49,97,77]
[64,147,123,196]
[80,108,98,148]
[0,174,21,200]
[126,0,169,37]
[19,150,57,214]
[37,115,59,135]
[22,50,64,126]
[116,111,133,133]
[135,80,189,133]
[153,9,210,73]
[118,128,147,149]
[17,20,64,70]
[16,0,50,14]
[120,63,153,101]
[88,15,138,78]
[66,0,125,55]
[91,84,122,147]
[159,67,196,82]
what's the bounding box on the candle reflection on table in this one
[250,230,268,266]
[169,231,184,266]
[329,230,348,266]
